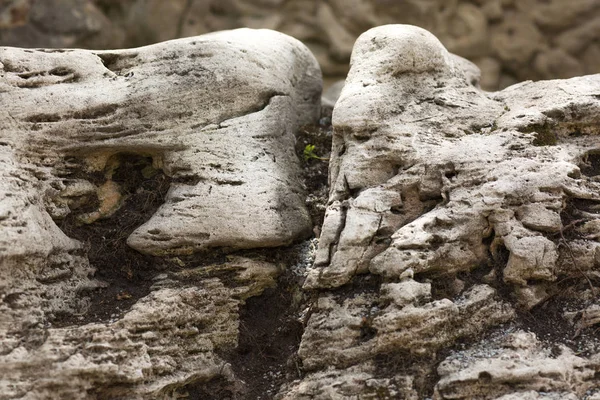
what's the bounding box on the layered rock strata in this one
[2,21,600,400]
[293,24,600,399]
[0,28,320,398]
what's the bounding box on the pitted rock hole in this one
[580,151,600,178]
[54,152,171,325]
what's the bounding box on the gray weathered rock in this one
[3,19,600,400]
[287,24,600,399]
[276,363,418,400]
[0,28,320,398]
[306,24,600,294]
[435,330,599,399]
[0,259,277,399]
[0,27,319,260]
[298,281,513,370]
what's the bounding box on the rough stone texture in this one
[0,27,319,259]
[2,0,600,90]
[435,330,600,399]
[0,260,276,399]
[0,28,319,398]
[306,24,600,295]
[276,363,419,400]
[298,282,513,371]
[3,19,600,400]
[287,24,600,399]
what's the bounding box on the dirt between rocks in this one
[48,117,333,398]
[221,262,307,400]
[294,117,333,234]
[49,116,600,398]
[54,153,172,326]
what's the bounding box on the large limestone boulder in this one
[289,24,600,399]
[0,28,320,398]
[1,28,318,258]
[306,24,600,299]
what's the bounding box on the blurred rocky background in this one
[1,0,599,91]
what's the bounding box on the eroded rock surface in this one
[3,22,600,400]
[291,24,600,399]
[435,330,600,400]
[0,29,320,398]
[0,258,284,399]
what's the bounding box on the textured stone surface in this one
[290,276,516,397]
[3,20,600,400]
[306,24,600,293]
[287,24,600,399]
[0,260,277,399]
[435,330,600,399]
[2,0,600,90]
[0,28,319,259]
[0,28,319,398]
[298,281,513,371]
[276,363,419,400]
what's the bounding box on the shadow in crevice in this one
[222,263,306,400]
[54,152,172,326]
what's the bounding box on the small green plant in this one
[303,144,328,161]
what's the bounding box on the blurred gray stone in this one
[3,0,600,90]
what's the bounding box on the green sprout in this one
[303,144,328,161]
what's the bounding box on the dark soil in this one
[209,244,309,400]
[148,241,312,400]
[516,290,600,357]
[54,153,171,326]
[226,273,304,399]
[294,117,332,231]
